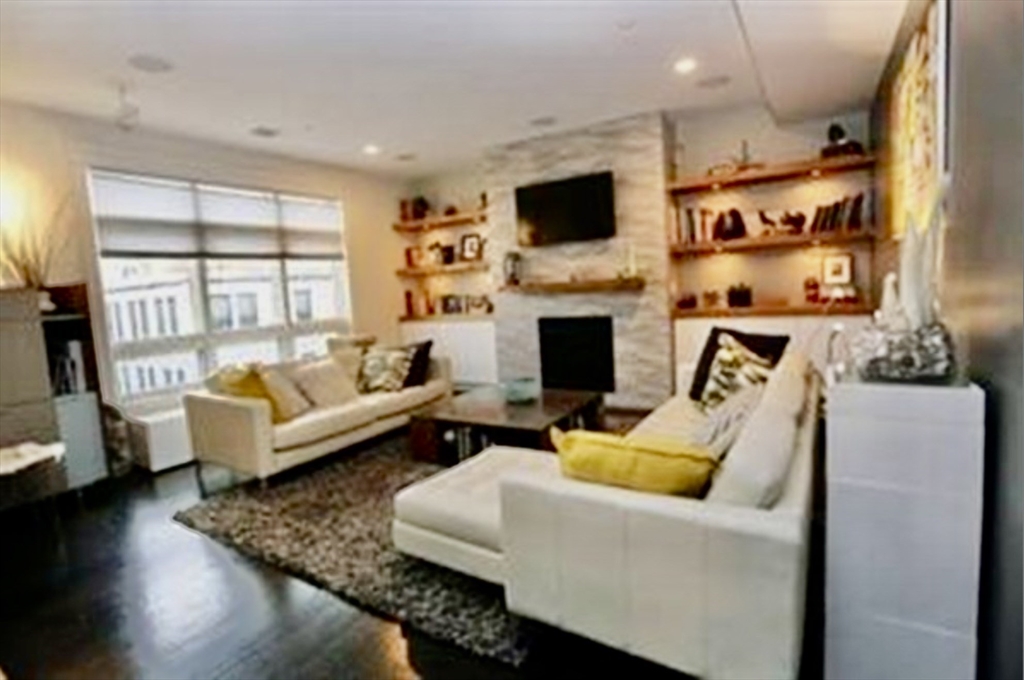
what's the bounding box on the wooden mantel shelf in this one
[502,276,646,294]
[667,154,876,195]
[672,302,874,319]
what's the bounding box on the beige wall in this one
[0,101,407,393]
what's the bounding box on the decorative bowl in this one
[502,378,540,404]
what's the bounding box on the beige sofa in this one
[183,355,451,481]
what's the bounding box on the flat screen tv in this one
[515,171,615,246]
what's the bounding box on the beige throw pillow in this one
[258,366,312,421]
[329,346,364,386]
[291,358,359,408]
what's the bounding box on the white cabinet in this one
[825,382,984,680]
[54,392,108,489]
[400,319,498,385]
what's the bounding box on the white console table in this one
[825,382,984,680]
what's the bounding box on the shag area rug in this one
[174,435,530,666]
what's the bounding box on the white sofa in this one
[184,356,451,481]
[393,361,819,680]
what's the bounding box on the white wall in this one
[0,101,407,396]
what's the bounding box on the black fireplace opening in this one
[538,316,615,392]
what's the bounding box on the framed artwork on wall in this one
[823,253,854,285]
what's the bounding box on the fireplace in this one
[538,316,615,392]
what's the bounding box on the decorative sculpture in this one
[850,181,956,384]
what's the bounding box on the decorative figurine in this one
[821,123,866,158]
[781,211,806,234]
[503,252,522,286]
[676,293,698,310]
[411,196,431,220]
[727,284,753,308]
[804,277,821,304]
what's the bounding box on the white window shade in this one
[197,186,278,227]
[92,172,194,221]
[98,219,201,254]
[281,196,341,232]
[96,182,343,259]
[284,229,344,257]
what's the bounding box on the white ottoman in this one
[393,445,559,584]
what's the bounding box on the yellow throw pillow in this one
[552,427,718,496]
[207,364,286,423]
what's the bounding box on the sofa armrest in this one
[183,392,276,479]
[500,470,809,679]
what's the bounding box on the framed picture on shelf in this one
[459,233,484,261]
[822,253,853,285]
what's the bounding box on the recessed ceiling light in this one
[395,153,417,162]
[250,126,280,138]
[128,53,174,74]
[673,58,698,75]
[697,75,731,90]
[530,116,558,128]
[362,144,381,156]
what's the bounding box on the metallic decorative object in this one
[851,322,956,384]
[850,182,955,384]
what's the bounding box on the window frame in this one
[90,169,352,404]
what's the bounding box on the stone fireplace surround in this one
[480,113,673,410]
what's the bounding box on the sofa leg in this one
[194,462,207,499]
[259,478,269,491]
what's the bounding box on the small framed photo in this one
[459,233,484,261]
[822,253,853,285]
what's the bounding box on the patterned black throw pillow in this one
[689,327,789,401]
[358,347,413,393]
[403,341,433,388]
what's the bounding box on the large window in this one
[90,170,351,401]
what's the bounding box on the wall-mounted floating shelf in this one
[399,313,494,323]
[396,262,489,278]
[503,276,646,295]
[672,302,874,319]
[667,155,876,195]
[393,210,487,233]
[670,230,876,258]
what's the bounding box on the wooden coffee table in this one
[410,386,604,465]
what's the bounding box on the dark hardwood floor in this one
[0,437,688,680]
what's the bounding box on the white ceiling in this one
[0,0,906,177]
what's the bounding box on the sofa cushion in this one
[359,378,448,419]
[205,364,282,421]
[290,357,359,408]
[626,393,708,443]
[394,446,558,552]
[553,428,717,496]
[705,351,810,508]
[272,400,378,450]
[329,346,364,386]
[258,366,312,422]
